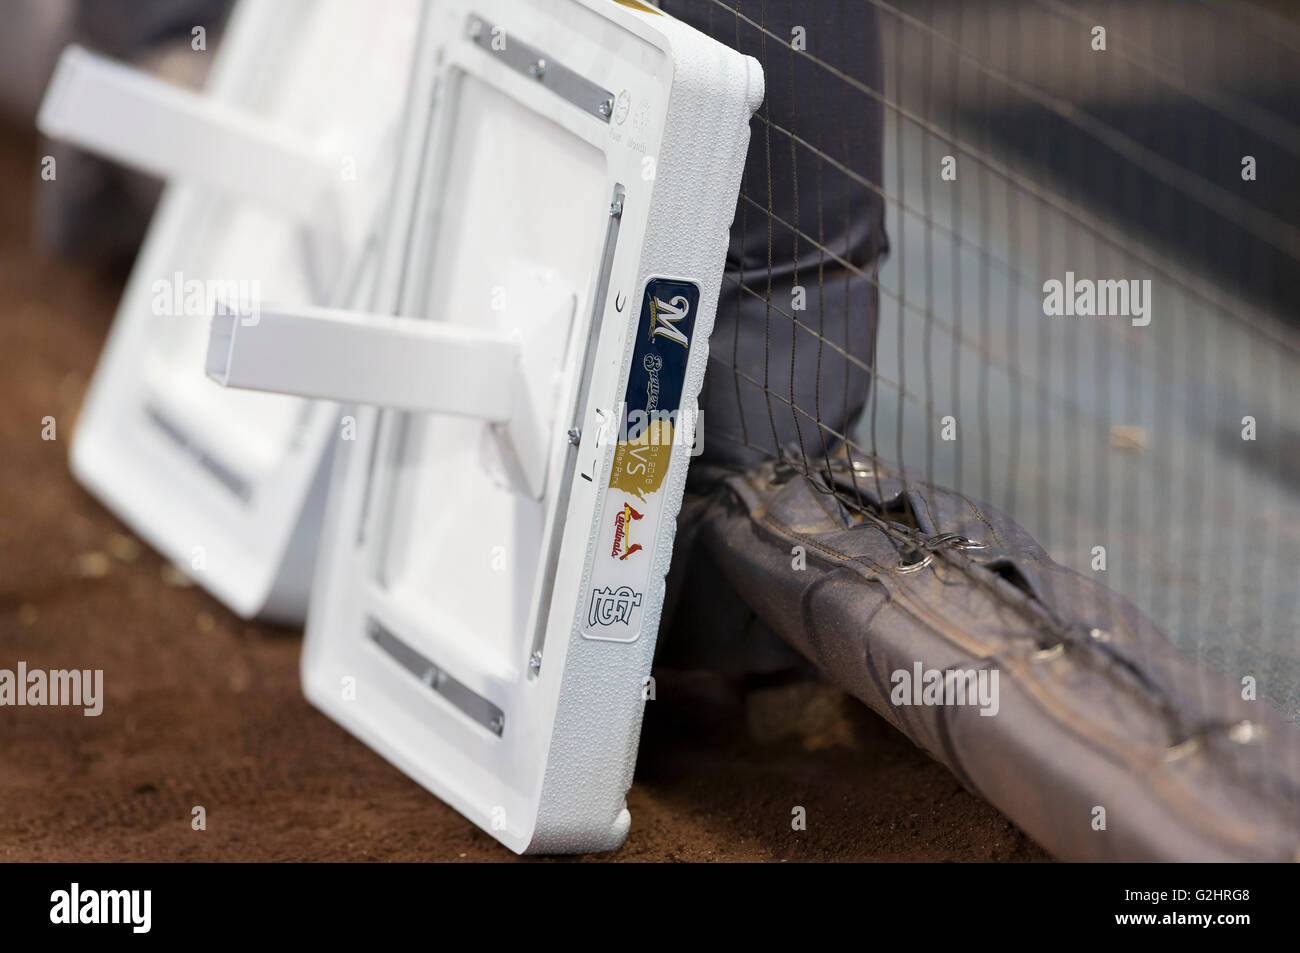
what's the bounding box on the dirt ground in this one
[0,125,1048,862]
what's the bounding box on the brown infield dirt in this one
[0,125,1049,862]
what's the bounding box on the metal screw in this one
[529,651,543,674]
[466,18,483,39]
[528,58,546,80]
[609,196,624,218]
[566,427,581,446]
[489,714,505,734]
[598,98,614,118]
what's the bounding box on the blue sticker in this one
[607,277,699,499]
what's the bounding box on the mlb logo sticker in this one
[587,586,643,628]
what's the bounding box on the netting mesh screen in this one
[661,0,1300,803]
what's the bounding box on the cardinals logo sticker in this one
[587,586,643,629]
[610,501,644,561]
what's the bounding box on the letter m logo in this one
[649,295,690,347]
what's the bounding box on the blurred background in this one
[870,0,1300,715]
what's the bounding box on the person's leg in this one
[657,1,888,669]
[658,0,887,471]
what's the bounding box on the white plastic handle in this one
[205,304,552,499]
[37,45,336,223]
[206,305,517,419]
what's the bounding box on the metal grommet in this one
[896,531,989,574]
[924,532,985,552]
[771,459,800,485]
[923,532,962,548]
[896,550,934,574]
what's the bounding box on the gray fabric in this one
[685,452,1300,861]
[659,0,886,470]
